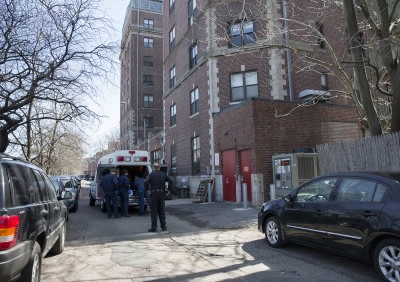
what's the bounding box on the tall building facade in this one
[162,0,362,203]
[120,0,163,150]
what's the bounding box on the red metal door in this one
[240,150,252,201]
[222,150,236,202]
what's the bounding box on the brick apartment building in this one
[142,0,362,204]
[120,0,164,151]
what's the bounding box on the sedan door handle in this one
[316,209,323,215]
[362,211,375,217]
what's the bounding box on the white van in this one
[88,150,152,212]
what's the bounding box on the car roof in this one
[323,171,400,182]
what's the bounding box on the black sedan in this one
[258,172,400,282]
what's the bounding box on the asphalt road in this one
[41,181,381,281]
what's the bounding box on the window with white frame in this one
[230,71,258,102]
[144,19,154,29]
[190,87,199,115]
[316,22,325,49]
[189,43,197,69]
[143,116,153,129]
[169,26,175,51]
[228,20,255,47]
[143,95,153,108]
[169,0,175,13]
[170,104,176,127]
[144,37,154,48]
[143,56,154,67]
[170,66,176,88]
[188,0,197,26]
[191,136,200,175]
[143,75,154,86]
[321,74,328,91]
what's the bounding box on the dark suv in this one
[0,154,71,281]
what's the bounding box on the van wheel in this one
[89,193,95,206]
[20,241,41,282]
[100,200,107,212]
[374,238,400,282]
[50,220,66,254]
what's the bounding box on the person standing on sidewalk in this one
[134,175,151,216]
[144,163,173,232]
[101,169,120,219]
[118,169,131,217]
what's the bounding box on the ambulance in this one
[89,150,151,212]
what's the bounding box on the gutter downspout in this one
[136,0,140,145]
[282,0,294,100]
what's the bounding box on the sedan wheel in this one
[265,216,283,248]
[374,239,400,282]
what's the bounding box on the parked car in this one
[258,171,400,282]
[0,154,72,282]
[50,176,77,213]
[51,175,79,212]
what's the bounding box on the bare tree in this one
[193,0,399,135]
[0,0,119,153]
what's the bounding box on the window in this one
[316,22,325,49]
[144,19,154,29]
[189,43,198,69]
[170,66,176,88]
[169,0,175,13]
[143,75,154,86]
[171,144,177,174]
[5,164,39,205]
[191,136,200,175]
[190,87,199,115]
[335,178,388,202]
[143,116,153,129]
[321,74,328,91]
[230,71,258,102]
[143,95,153,108]
[228,20,255,47]
[188,0,197,26]
[152,149,162,164]
[143,56,154,67]
[169,26,175,51]
[296,178,337,203]
[144,37,154,48]
[170,104,176,127]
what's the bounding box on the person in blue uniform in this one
[118,169,131,217]
[144,163,173,232]
[101,169,120,219]
[133,175,151,216]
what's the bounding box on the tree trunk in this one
[343,0,382,135]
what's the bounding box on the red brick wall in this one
[215,99,361,201]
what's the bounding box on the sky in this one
[87,0,131,144]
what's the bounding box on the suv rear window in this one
[4,163,39,206]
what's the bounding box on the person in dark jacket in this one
[134,175,151,216]
[101,169,120,219]
[144,163,173,232]
[118,169,131,217]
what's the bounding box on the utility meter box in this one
[272,153,319,198]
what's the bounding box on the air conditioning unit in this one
[299,89,330,103]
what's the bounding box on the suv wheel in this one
[265,216,284,248]
[374,238,400,282]
[89,193,95,206]
[50,220,66,254]
[20,241,41,282]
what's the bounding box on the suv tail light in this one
[0,215,19,250]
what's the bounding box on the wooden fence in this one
[316,131,400,174]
